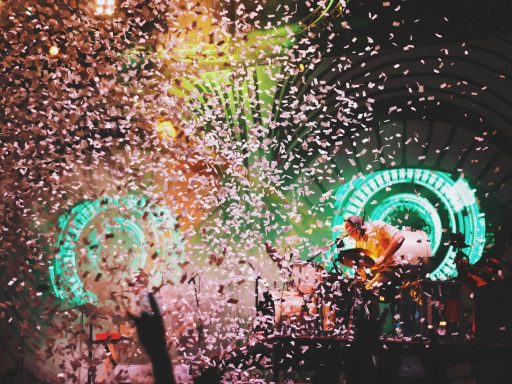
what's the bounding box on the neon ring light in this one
[331,168,486,280]
[49,195,183,306]
[370,193,443,254]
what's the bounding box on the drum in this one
[290,261,324,294]
[271,291,318,331]
[393,229,432,266]
[270,290,341,333]
[321,300,337,331]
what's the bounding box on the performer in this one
[338,215,406,290]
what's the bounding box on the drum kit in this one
[265,229,432,337]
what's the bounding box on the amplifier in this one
[400,280,462,337]
[474,280,512,341]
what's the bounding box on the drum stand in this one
[188,275,204,351]
[311,284,325,335]
[347,269,371,337]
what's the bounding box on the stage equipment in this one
[290,261,324,295]
[474,280,512,342]
[338,248,375,268]
[331,168,486,280]
[399,280,463,338]
[271,290,324,334]
[422,280,463,337]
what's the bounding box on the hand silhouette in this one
[129,293,167,356]
[128,292,175,384]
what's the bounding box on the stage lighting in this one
[49,45,60,56]
[49,195,183,307]
[156,120,178,138]
[95,0,115,16]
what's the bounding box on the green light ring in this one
[331,169,486,280]
[50,195,183,307]
[333,170,461,276]
[51,199,105,305]
[332,170,478,279]
[334,172,458,279]
[369,193,443,254]
[85,217,149,277]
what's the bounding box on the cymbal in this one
[338,248,371,257]
[338,248,375,268]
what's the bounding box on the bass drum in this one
[270,290,334,333]
[393,229,432,266]
[270,290,319,332]
[290,261,324,295]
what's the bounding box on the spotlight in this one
[156,120,178,138]
[95,0,115,16]
[49,45,60,56]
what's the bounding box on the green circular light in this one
[49,195,183,307]
[370,193,443,254]
[331,168,486,280]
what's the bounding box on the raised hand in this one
[129,293,166,355]
[128,292,176,384]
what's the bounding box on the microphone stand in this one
[189,274,200,309]
[247,262,259,311]
[87,316,94,384]
[306,227,358,263]
[188,275,204,351]
[255,276,260,310]
[58,302,98,384]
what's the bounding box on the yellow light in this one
[94,0,115,16]
[156,120,177,138]
[49,45,59,56]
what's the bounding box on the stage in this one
[2,0,512,383]
[205,335,512,383]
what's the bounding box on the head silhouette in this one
[344,215,365,239]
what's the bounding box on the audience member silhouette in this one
[129,292,176,384]
[130,292,223,384]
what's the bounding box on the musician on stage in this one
[338,215,406,291]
